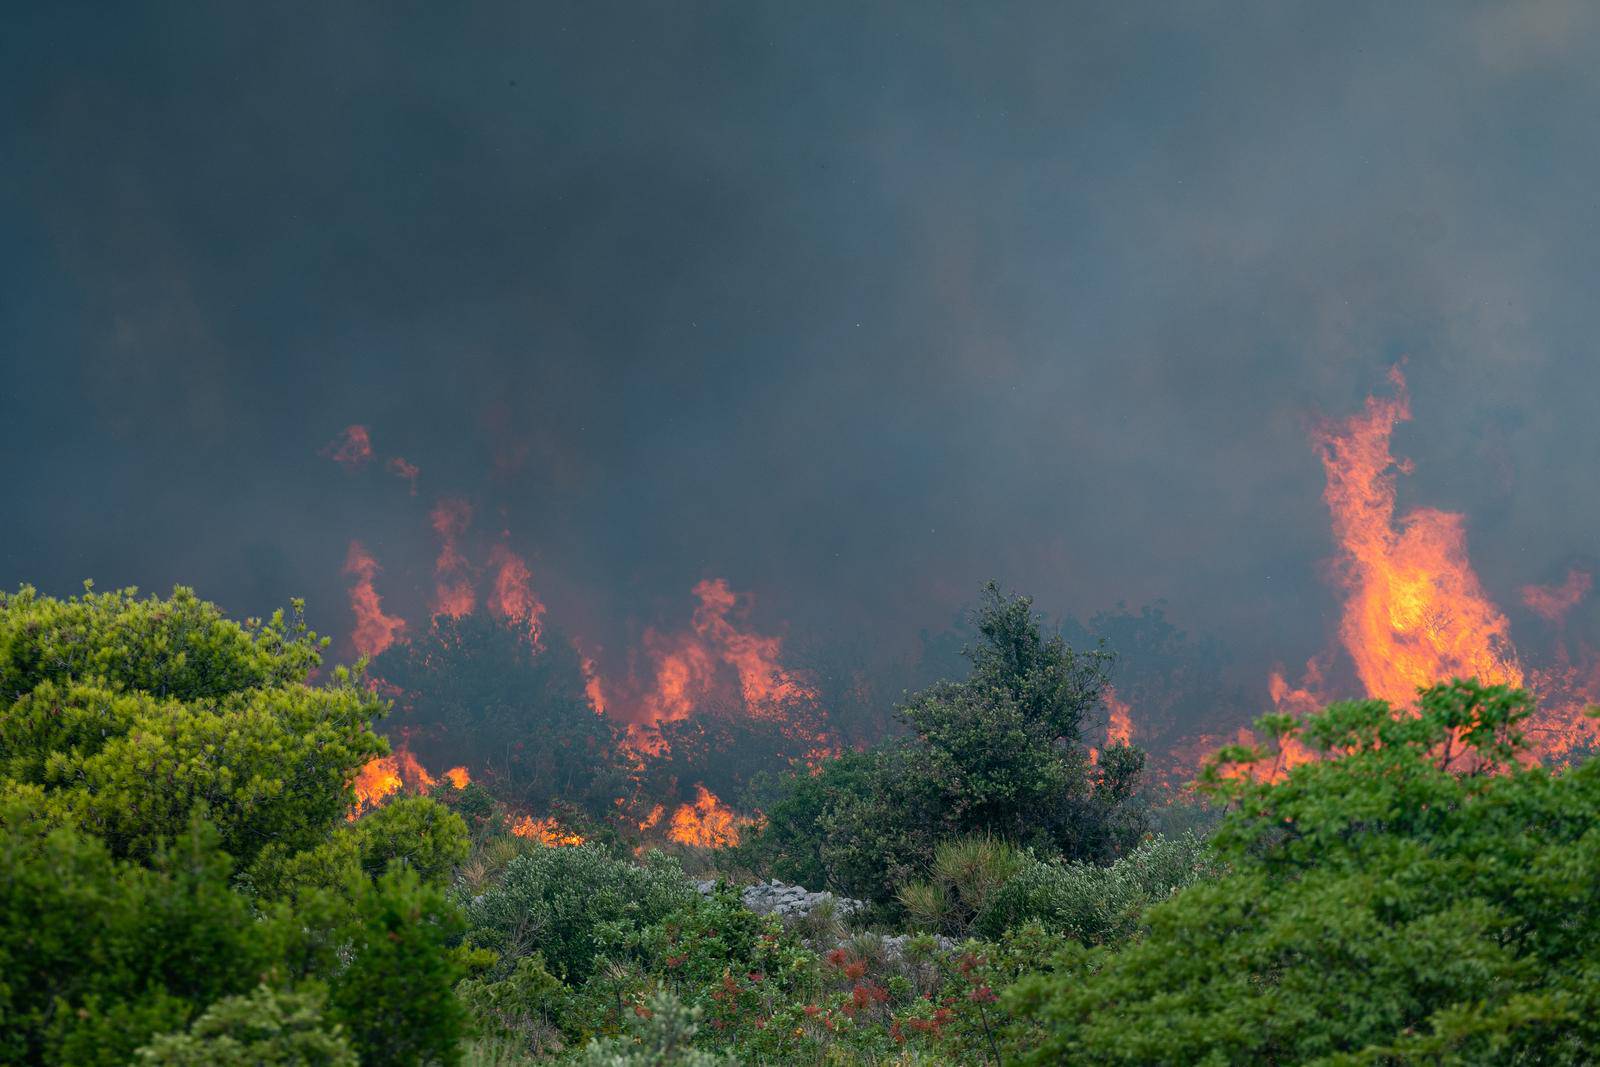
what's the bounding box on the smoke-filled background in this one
[5,3,1600,800]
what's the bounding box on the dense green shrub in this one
[745,584,1148,906]
[134,985,356,1066]
[464,843,697,983]
[331,866,468,1066]
[458,954,573,1056]
[1007,681,1600,1064]
[0,800,282,1066]
[0,584,469,1066]
[898,835,1024,937]
[975,831,1216,943]
[573,991,735,1067]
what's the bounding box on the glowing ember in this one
[1521,569,1592,625]
[343,541,407,658]
[509,814,585,846]
[488,543,546,646]
[324,425,373,470]
[666,784,747,848]
[430,498,477,619]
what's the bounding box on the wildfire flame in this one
[388,456,420,494]
[509,814,586,846]
[324,425,373,470]
[1313,367,1525,707]
[579,651,607,716]
[350,754,403,819]
[1104,686,1134,746]
[622,579,824,755]
[348,741,469,820]
[430,498,477,619]
[488,543,546,647]
[1242,368,1600,770]
[1522,569,1593,625]
[343,541,407,658]
[666,784,748,848]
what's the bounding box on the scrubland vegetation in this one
[4,582,1599,1065]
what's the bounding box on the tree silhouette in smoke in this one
[379,613,628,818]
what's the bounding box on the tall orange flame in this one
[1313,367,1524,707]
[429,498,476,619]
[691,578,816,711]
[1103,686,1134,746]
[343,541,407,658]
[621,579,823,754]
[488,543,546,646]
[579,650,607,716]
[350,753,403,819]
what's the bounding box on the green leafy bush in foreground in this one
[0,584,470,1066]
[742,583,1148,908]
[133,985,355,1066]
[1006,680,1600,1065]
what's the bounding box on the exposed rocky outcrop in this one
[693,878,864,921]
[692,879,961,957]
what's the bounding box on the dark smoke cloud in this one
[3,2,1599,718]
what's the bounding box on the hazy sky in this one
[4,2,1598,690]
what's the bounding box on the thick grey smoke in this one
[3,2,1597,727]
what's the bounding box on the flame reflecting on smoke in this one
[343,541,407,658]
